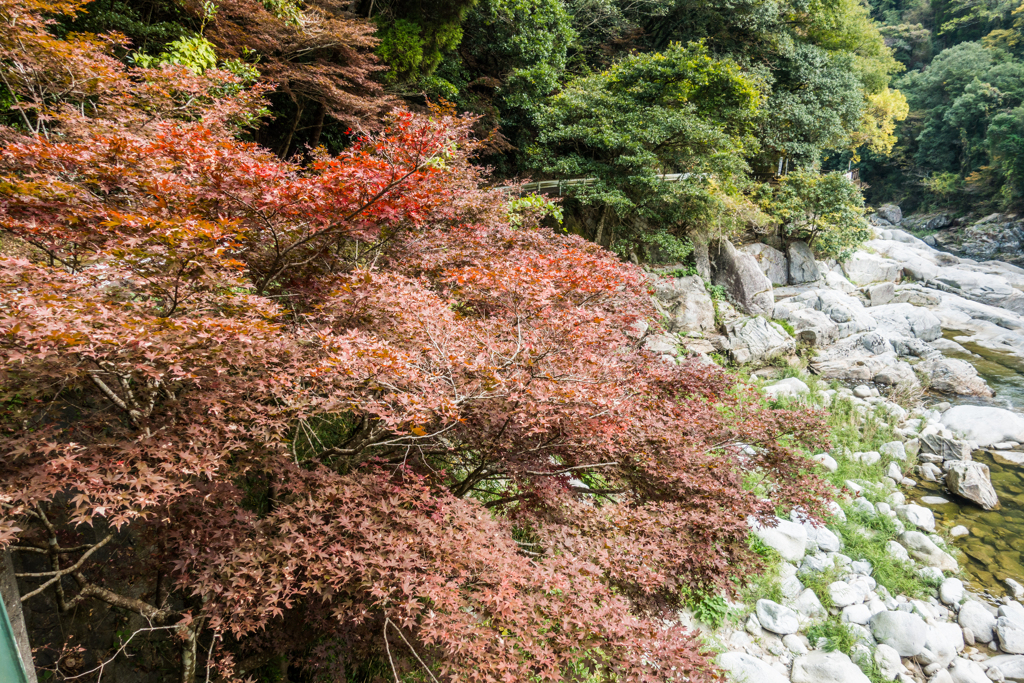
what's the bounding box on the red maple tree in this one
[0,2,832,680]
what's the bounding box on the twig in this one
[18,534,114,602]
[385,617,440,683]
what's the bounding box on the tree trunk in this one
[308,103,326,150]
[179,623,198,683]
[593,205,608,247]
[692,232,711,280]
[278,99,305,159]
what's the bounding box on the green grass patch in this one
[835,510,934,600]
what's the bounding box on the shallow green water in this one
[914,450,1024,600]
[940,330,1024,410]
[913,342,1024,600]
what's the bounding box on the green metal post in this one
[0,590,30,683]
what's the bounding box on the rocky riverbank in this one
[640,205,1024,682]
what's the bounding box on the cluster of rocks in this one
[895,208,1024,268]
[701,372,1024,682]
[719,499,1024,683]
[643,220,1024,400]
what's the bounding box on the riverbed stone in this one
[725,316,795,364]
[791,587,825,618]
[764,377,811,399]
[946,461,1000,510]
[887,462,903,480]
[784,633,810,654]
[952,525,971,537]
[807,524,842,553]
[901,530,959,571]
[941,406,1024,447]
[949,657,993,683]
[748,516,807,562]
[888,540,911,562]
[921,433,973,461]
[875,643,903,681]
[718,652,790,683]
[960,601,997,644]
[998,617,1024,654]
[741,242,789,286]
[756,599,800,635]
[999,603,1024,629]
[788,240,822,284]
[792,650,872,683]
[988,654,1024,681]
[897,504,937,531]
[712,238,776,317]
[929,622,966,660]
[843,604,873,625]
[941,578,966,606]
[830,580,870,607]
[870,610,930,656]
[882,440,908,461]
[813,452,838,472]
[852,450,882,465]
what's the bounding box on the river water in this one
[913,334,1024,600]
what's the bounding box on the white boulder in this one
[869,610,930,656]
[718,652,789,683]
[959,601,997,644]
[748,516,807,562]
[941,405,1024,447]
[791,650,871,683]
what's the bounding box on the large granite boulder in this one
[748,515,807,562]
[783,289,877,339]
[920,433,971,461]
[915,357,994,397]
[651,275,716,334]
[811,350,919,387]
[718,652,789,683]
[941,406,1024,447]
[869,610,929,656]
[945,461,999,510]
[788,240,821,284]
[869,303,942,341]
[959,601,997,644]
[711,238,775,317]
[876,204,903,224]
[842,251,901,285]
[933,266,1024,315]
[724,317,795,365]
[787,307,840,346]
[791,651,871,683]
[741,242,789,286]
[900,530,958,571]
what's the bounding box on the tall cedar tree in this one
[0,1,833,681]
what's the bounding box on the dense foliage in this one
[0,2,836,681]
[859,0,1024,211]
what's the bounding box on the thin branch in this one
[385,617,441,683]
[18,534,114,602]
[525,462,619,476]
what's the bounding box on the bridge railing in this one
[493,172,700,196]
